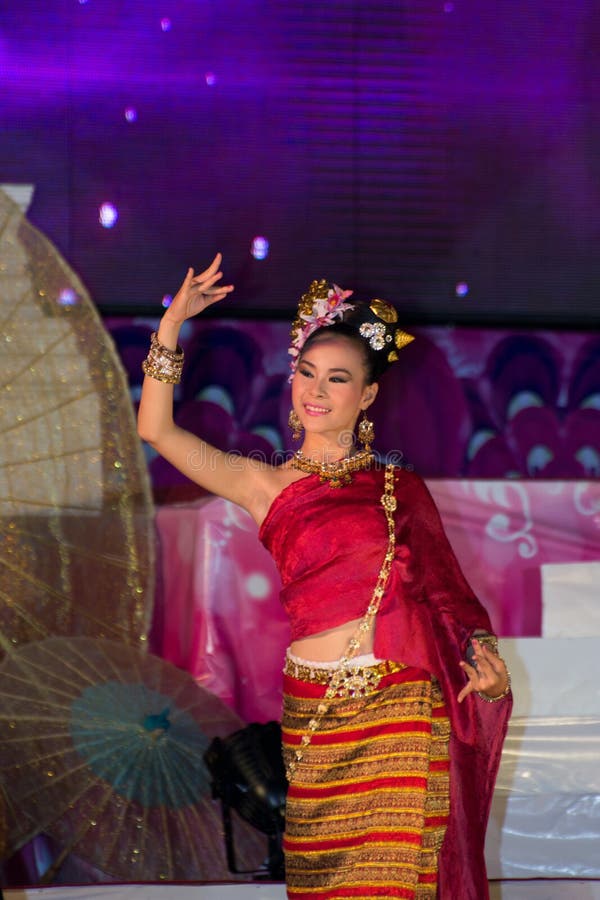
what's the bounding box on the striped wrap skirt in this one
[281,654,451,900]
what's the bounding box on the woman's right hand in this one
[163,252,234,325]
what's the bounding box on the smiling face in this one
[291,333,378,454]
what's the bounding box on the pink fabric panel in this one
[153,479,600,722]
[154,500,289,723]
[427,480,600,637]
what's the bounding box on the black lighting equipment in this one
[204,720,287,880]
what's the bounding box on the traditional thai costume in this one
[259,464,511,900]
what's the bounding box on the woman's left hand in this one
[457,638,510,703]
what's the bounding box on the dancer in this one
[137,253,511,900]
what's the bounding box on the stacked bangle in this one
[141,332,184,384]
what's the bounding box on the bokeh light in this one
[245,573,271,599]
[251,236,270,260]
[160,17,171,32]
[57,288,79,306]
[455,281,469,297]
[99,203,118,229]
[124,107,137,123]
[161,294,173,308]
[205,72,217,86]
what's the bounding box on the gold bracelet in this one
[141,332,184,384]
[477,665,511,703]
[141,359,182,383]
[149,332,184,360]
[473,631,499,654]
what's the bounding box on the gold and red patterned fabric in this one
[282,662,451,899]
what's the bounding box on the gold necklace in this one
[289,449,374,488]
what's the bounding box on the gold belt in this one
[283,656,405,691]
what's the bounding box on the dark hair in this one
[301,303,397,384]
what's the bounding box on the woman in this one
[138,254,512,900]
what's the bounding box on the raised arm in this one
[137,254,269,511]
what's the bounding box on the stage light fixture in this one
[204,720,287,881]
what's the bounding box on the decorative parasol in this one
[0,636,266,881]
[0,187,154,655]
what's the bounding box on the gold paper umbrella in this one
[0,188,153,654]
[0,636,266,880]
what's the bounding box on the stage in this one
[5,881,600,899]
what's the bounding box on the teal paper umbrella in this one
[0,637,266,881]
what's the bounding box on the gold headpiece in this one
[362,298,415,363]
[288,281,414,378]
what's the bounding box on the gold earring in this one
[358,411,375,452]
[288,409,303,440]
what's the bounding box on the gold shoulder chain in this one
[286,464,397,781]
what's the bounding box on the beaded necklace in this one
[289,449,374,488]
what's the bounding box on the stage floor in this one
[5,882,600,899]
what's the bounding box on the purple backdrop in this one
[2,1,600,326]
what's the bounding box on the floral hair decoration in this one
[288,279,415,381]
[288,279,355,379]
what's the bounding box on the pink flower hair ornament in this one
[288,279,355,380]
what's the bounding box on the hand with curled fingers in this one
[164,252,234,325]
[457,636,511,704]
